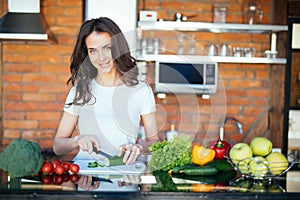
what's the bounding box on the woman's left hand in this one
[118,144,142,165]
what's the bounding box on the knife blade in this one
[90,151,109,166]
[92,147,113,158]
[92,147,149,163]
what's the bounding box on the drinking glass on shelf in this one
[176,33,185,54]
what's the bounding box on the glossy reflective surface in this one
[1,162,300,199]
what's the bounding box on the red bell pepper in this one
[208,139,231,151]
[210,139,231,160]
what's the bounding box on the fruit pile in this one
[229,137,289,178]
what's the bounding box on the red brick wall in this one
[0,0,277,148]
[1,0,82,147]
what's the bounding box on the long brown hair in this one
[67,17,138,106]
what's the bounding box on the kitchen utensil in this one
[228,152,298,180]
[92,147,149,163]
[91,151,109,166]
[74,159,146,175]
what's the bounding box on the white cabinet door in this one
[85,0,137,53]
[289,110,300,139]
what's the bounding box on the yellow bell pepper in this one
[192,145,215,166]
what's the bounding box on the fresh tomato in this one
[62,162,71,173]
[54,164,65,175]
[70,163,80,174]
[51,160,61,169]
[41,162,53,175]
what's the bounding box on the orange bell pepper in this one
[192,145,215,166]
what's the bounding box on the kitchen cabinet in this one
[137,21,287,64]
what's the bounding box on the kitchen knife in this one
[90,151,109,166]
[92,147,150,163]
[93,147,113,158]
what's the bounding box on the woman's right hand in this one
[75,135,101,154]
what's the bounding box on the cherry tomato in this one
[41,162,53,175]
[62,162,71,173]
[70,163,80,174]
[54,164,65,175]
[70,173,80,183]
[51,160,61,169]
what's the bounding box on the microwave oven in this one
[154,60,218,94]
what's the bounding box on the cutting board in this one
[74,159,146,175]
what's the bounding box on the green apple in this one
[237,159,251,174]
[265,152,288,175]
[229,143,253,165]
[250,137,273,157]
[229,143,253,174]
[249,156,268,178]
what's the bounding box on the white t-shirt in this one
[64,79,156,159]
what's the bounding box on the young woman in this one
[53,17,159,165]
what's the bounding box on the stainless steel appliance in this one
[155,59,218,94]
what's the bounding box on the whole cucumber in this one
[182,166,219,176]
[205,159,234,171]
[171,164,198,173]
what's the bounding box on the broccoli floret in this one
[0,139,44,178]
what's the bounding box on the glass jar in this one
[242,0,263,24]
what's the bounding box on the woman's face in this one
[85,31,115,74]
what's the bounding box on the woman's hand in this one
[118,143,142,165]
[75,135,101,154]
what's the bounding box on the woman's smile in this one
[86,31,114,74]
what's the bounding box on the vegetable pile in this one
[40,160,80,175]
[148,135,237,187]
[0,139,44,178]
[39,160,80,185]
[148,135,192,171]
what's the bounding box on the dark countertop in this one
[1,164,300,200]
[0,149,299,199]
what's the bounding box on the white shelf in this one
[138,21,288,33]
[136,54,287,64]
